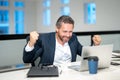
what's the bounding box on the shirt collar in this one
[56,38,68,47]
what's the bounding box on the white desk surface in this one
[0,62,120,80]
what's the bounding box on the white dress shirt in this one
[53,39,71,65]
[25,42,34,52]
[25,38,72,64]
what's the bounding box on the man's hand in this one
[92,35,101,46]
[28,31,39,47]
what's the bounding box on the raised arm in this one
[92,35,101,46]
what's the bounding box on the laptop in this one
[69,44,113,71]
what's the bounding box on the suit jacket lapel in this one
[68,35,76,62]
[48,33,56,63]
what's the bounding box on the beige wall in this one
[36,0,120,33]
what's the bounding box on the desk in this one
[0,62,120,80]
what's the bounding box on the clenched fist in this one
[28,31,39,47]
[92,35,101,46]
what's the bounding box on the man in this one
[23,15,101,66]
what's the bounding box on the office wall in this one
[101,34,120,50]
[0,0,37,67]
[24,0,37,33]
[0,39,26,67]
[5,0,120,33]
[0,34,119,67]
[36,0,120,33]
[36,0,120,51]
[2,0,37,34]
[6,0,120,34]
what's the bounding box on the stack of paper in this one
[111,51,120,65]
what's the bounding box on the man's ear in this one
[56,27,58,32]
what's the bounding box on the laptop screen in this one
[79,44,113,71]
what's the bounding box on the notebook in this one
[69,44,113,71]
[27,65,59,77]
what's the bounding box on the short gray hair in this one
[56,15,74,28]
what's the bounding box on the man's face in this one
[56,22,74,44]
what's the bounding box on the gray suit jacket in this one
[23,32,82,66]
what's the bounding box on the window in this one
[14,1,24,7]
[61,0,69,4]
[0,10,9,34]
[14,1,24,34]
[0,0,24,34]
[0,0,9,6]
[42,0,51,26]
[60,0,70,16]
[14,10,24,34]
[43,0,50,7]
[61,6,70,15]
[43,9,51,26]
[84,2,96,24]
[0,0,9,34]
